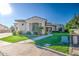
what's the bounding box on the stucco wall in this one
[26,17,46,34]
[15,17,46,34]
[15,22,27,33]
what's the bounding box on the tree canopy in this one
[65,14,79,30]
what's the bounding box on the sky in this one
[0,3,79,27]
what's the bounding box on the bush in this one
[52,31,60,33]
[33,32,38,35]
[12,31,19,36]
[12,31,21,36]
[45,32,48,35]
[69,29,74,33]
[64,29,69,33]
[18,31,23,35]
[12,31,16,36]
[26,31,32,35]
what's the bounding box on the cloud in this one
[0,2,12,15]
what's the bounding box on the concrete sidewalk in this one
[32,34,53,40]
[0,33,12,38]
[0,41,12,47]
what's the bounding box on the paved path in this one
[0,33,12,38]
[0,41,12,47]
[0,33,12,47]
[32,34,53,40]
[17,40,34,43]
[0,42,62,56]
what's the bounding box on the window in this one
[22,24,24,26]
[32,23,39,32]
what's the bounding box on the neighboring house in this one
[14,16,64,34]
[0,24,10,33]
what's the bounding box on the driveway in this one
[0,42,62,56]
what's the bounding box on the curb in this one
[37,45,70,56]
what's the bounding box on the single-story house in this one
[14,16,64,34]
[0,24,10,33]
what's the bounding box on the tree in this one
[65,14,79,31]
[10,26,15,32]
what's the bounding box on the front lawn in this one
[35,32,69,54]
[48,45,69,54]
[0,35,29,43]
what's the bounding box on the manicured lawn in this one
[35,35,61,46]
[0,35,29,43]
[48,45,69,54]
[35,32,69,54]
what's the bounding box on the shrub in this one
[52,31,60,33]
[33,32,38,35]
[12,31,16,36]
[26,31,32,35]
[45,32,48,35]
[12,31,21,36]
[18,31,23,35]
[69,29,74,34]
[64,29,69,33]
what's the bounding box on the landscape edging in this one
[36,45,70,56]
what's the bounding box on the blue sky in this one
[0,3,79,27]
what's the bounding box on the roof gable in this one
[26,16,47,21]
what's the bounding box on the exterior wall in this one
[14,16,64,34]
[56,25,64,32]
[52,26,56,31]
[26,17,46,34]
[46,26,55,32]
[14,22,27,33]
[72,36,78,44]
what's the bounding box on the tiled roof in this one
[26,16,47,21]
[15,16,47,22]
[15,20,25,22]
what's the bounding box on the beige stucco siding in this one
[15,22,27,33]
[26,17,46,34]
[14,16,64,34]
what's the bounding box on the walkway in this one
[0,41,12,47]
[0,33,12,38]
[32,34,53,40]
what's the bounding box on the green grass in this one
[52,32,69,35]
[35,35,61,46]
[0,35,29,43]
[48,45,69,54]
[35,32,69,54]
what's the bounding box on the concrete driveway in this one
[0,42,62,56]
